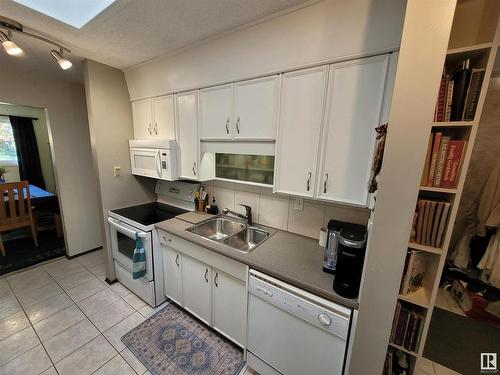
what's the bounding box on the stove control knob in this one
[318,313,331,326]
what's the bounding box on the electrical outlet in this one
[294,197,304,211]
[113,166,121,177]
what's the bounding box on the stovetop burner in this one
[111,202,188,227]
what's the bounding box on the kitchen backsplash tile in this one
[259,194,290,230]
[288,200,325,239]
[211,187,235,212]
[324,204,370,227]
[202,181,371,239]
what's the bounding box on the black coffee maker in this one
[333,224,367,298]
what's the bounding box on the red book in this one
[435,76,447,122]
[440,140,467,188]
[427,132,442,186]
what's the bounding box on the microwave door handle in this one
[107,218,148,239]
[155,150,162,178]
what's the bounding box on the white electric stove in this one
[108,180,199,306]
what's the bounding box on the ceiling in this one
[0,0,311,82]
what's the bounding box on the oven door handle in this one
[108,218,148,239]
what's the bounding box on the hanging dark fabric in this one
[368,123,388,194]
[9,116,46,189]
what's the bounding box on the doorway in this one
[0,103,65,275]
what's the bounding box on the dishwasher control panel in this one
[249,274,350,339]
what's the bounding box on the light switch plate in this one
[113,166,121,177]
[294,197,304,211]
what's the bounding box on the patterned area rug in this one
[121,303,245,375]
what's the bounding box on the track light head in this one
[0,31,23,56]
[50,49,72,70]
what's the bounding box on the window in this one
[0,116,18,165]
[215,153,274,186]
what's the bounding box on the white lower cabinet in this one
[181,255,212,325]
[160,232,247,348]
[162,246,183,305]
[212,270,246,346]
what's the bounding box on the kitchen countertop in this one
[155,216,359,309]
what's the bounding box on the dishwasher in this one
[247,269,352,375]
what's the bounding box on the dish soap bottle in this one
[210,197,219,215]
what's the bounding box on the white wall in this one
[83,60,155,280]
[125,0,406,100]
[0,60,103,257]
[0,105,56,192]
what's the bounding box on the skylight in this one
[14,0,116,29]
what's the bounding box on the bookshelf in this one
[384,2,500,374]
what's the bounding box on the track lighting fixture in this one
[0,30,23,55]
[50,49,72,70]
[0,15,72,70]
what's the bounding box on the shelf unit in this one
[385,3,500,373]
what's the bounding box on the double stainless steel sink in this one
[186,215,275,253]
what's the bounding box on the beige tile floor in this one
[414,357,462,375]
[0,250,254,375]
[2,250,461,375]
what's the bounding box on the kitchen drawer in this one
[157,230,247,281]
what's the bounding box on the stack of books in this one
[390,302,424,353]
[410,198,451,248]
[434,59,485,122]
[421,132,467,189]
[400,250,427,295]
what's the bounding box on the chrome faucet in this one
[223,204,252,225]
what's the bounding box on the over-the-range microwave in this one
[129,139,178,180]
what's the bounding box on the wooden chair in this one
[0,181,38,256]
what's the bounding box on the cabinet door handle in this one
[154,123,158,135]
[204,268,209,283]
[225,118,230,134]
[323,173,329,194]
[175,254,179,267]
[148,123,152,135]
[192,162,197,176]
[214,272,219,287]
[306,172,312,191]
[236,117,240,134]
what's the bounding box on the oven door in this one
[108,217,154,282]
[130,148,162,179]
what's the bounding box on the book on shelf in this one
[421,133,466,189]
[400,250,427,295]
[427,132,442,186]
[434,74,447,122]
[384,348,410,375]
[411,198,451,248]
[441,140,467,188]
[450,59,472,121]
[433,136,451,187]
[463,68,485,121]
[390,301,424,352]
[433,59,484,122]
[444,78,454,122]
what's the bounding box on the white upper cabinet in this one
[317,56,388,206]
[152,95,175,139]
[132,99,153,139]
[233,76,278,140]
[175,91,199,180]
[199,85,233,140]
[132,95,175,139]
[274,66,328,198]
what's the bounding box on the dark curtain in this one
[9,116,46,189]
